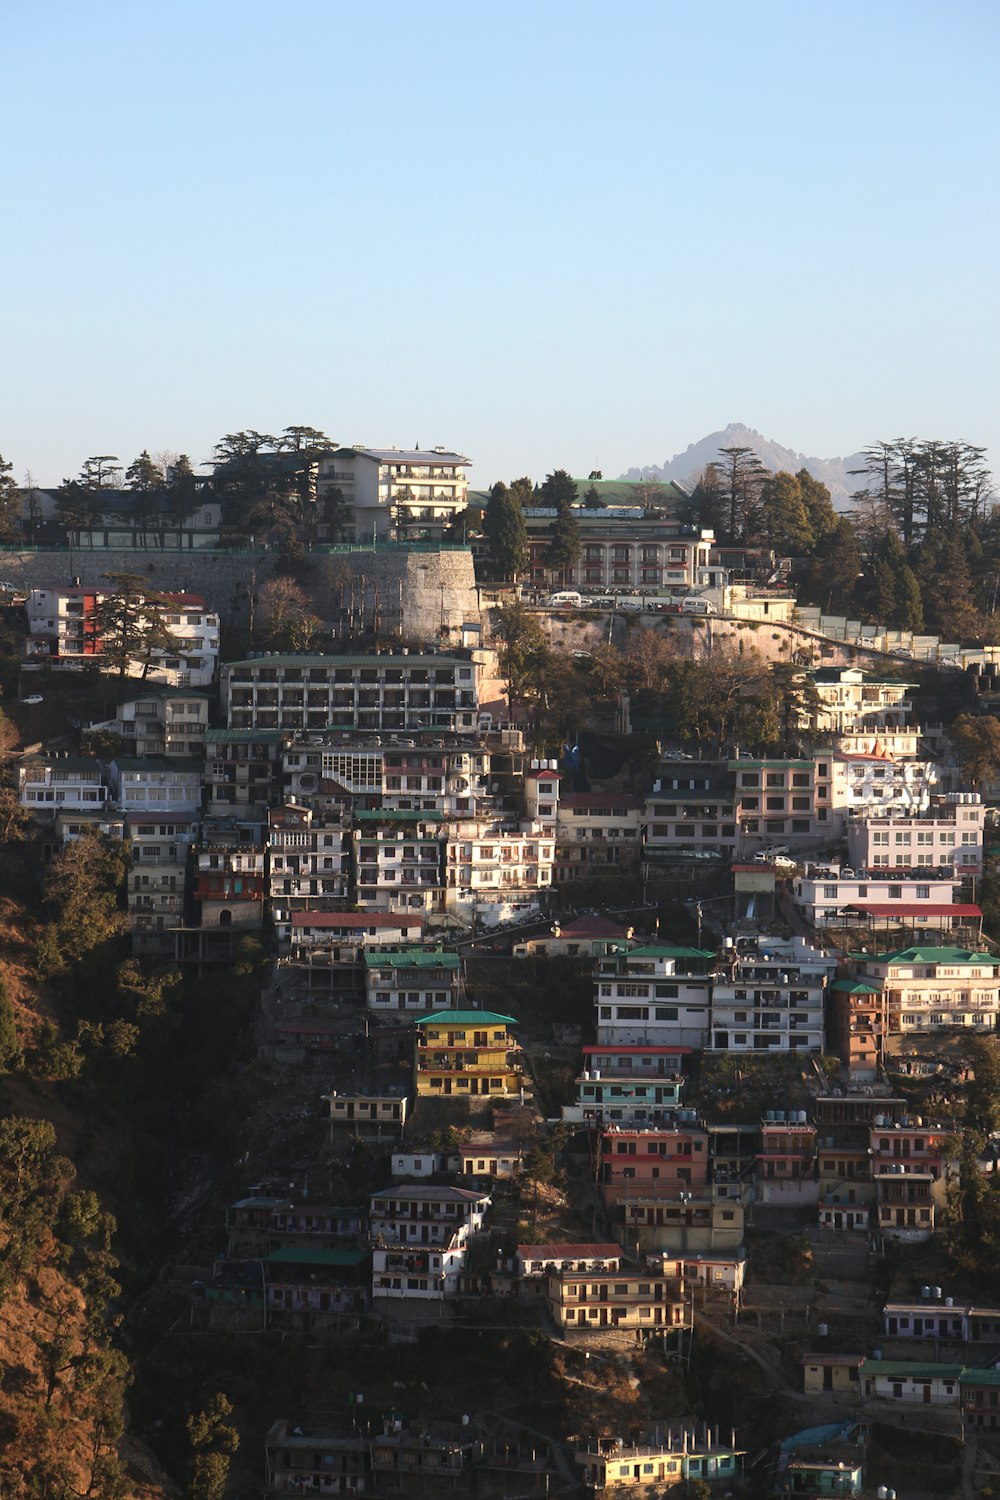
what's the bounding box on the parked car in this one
[20,694,43,705]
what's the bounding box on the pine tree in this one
[760,472,814,554]
[0,453,20,541]
[484,481,528,580]
[542,469,579,582]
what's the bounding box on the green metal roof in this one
[862,1360,964,1378]
[863,947,996,966]
[414,1008,516,1027]
[364,949,460,971]
[727,758,814,769]
[830,980,882,995]
[961,1369,1000,1387]
[265,1247,367,1267]
[625,945,716,961]
[205,728,286,744]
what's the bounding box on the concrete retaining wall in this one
[0,546,482,639]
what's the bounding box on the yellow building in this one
[414,1009,520,1097]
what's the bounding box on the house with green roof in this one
[363,946,462,1014]
[414,1008,521,1097]
[594,944,715,1049]
[849,946,1000,1040]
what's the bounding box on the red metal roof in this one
[847,902,982,918]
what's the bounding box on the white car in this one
[20,694,43,705]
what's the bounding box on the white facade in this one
[108,757,202,814]
[318,446,470,542]
[595,946,713,1047]
[811,669,914,734]
[709,936,835,1053]
[792,867,962,928]
[831,750,938,822]
[111,689,210,758]
[444,817,555,924]
[847,793,984,875]
[369,1185,489,1299]
[19,756,108,811]
[354,816,446,913]
[25,587,219,686]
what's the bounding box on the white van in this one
[546,591,583,608]
[680,596,717,615]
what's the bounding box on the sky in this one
[2,0,998,490]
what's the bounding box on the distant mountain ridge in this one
[621,422,866,511]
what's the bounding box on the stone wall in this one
[0,546,482,639]
[536,609,878,669]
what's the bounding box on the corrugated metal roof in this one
[413,1008,516,1027]
[862,1360,964,1378]
[363,949,460,970]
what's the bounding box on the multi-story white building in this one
[193,841,266,928]
[107,756,203,815]
[363,947,462,1014]
[595,946,715,1047]
[708,936,835,1053]
[444,817,555,925]
[851,946,1000,1036]
[369,1184,489,1300]
[791,866,964,930]
[810,668,915,735]
[830,747,939,826]
[222,653,479,735]
[266,804,349,917]
[318,446,471,542]
[354,810,446,914]
[282,734,495,819]
[18,755,109,813]
[847,792,985,875]
[25,587,219,686]
[105,688,211,759]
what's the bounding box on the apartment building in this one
[756,1118,818,1206]
[107,756,202,815]
[203,729,285,816]
[413,1007,520,1097]
[595,946,715,1047]
[444,816,555,923]
[547,1266,685,1332]
[363,947,462,1013]
[618,1196,745,1253]
[849,946,1000,1037]
[25,587,219,686]
[18,755,108,813]
[127,812,196,956]
[827,978,887,1080]
[106,688,210,758]
[523,513,718,594]
[830,747,938,827]
[597,1122,709,1207]
[729,756,822,846]
[282,734,494,819]
[354,809,446,913]
[368,1184,489,1299]
[562,1067,685,1127]
[193,842,266,928]
[265,804,349,926]
[222,653,479,735]
[555,792,643,880]
[318,446,471,541]
[577,1429,744,1493]
[847,792,985,875]
[792,867,964,929]
[810,668,915,735]
[708,936,835,1053]
[644,762,740,863]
